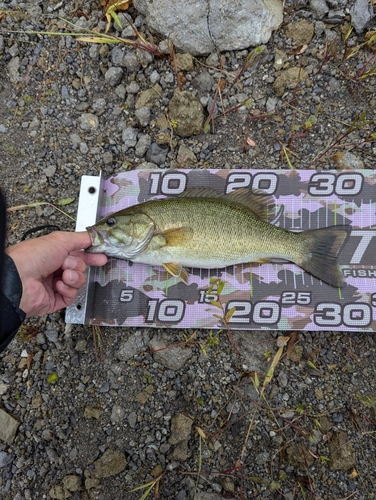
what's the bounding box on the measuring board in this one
[65,169,376,331]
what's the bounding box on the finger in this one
[55,280,80,303]
[69,249,108,267]
[61,269,86,289]
[62,255,86,273]
[82,252,108,266]
[51,231,94,253]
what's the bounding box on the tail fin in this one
[298,226,351,288]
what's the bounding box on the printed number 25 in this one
[281,291,311,305]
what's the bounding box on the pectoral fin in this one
[162,262,189,284]
[162,227,193,246]
[147,233,168,251]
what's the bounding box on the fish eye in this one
[106,217,116,227]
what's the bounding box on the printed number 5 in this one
[120,289,134,302]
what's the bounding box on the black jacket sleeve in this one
[0,190,26,353]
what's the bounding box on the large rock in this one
[273,67,308,97]
[286,442,315,470]
[168,413,194,461]
[149,335,193,370]
[93,448,127,478]
[169,413,193,445]
[0,408,20,444]
[134,0,283,56]
[350,0,374,33]
[328,430,355,471]
[232,330,275,372]
[168,90,204,137]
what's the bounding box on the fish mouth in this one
[87,225,99,242]
[86,225,108,252]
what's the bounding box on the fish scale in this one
[87,188,350,287]
[135,196,298,263]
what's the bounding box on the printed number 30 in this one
[308,173,363,196]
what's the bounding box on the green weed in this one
[7,199,76,221]
[5,143,18,155]
[203,46,264,133]
[207,277,239,354]
[130,471,165,500]
[357,393,376,407]
[20,15,163,57]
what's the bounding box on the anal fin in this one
[162,262,189,284]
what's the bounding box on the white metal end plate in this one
[65,173,102,324]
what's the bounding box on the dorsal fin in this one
[178,187,275,221]
[178,188,222,198]
[226,189,275,221]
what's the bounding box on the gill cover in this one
[88,212,156,259]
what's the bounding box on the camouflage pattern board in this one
[65,169,376,331]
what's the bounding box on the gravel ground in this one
[1,1,376,499]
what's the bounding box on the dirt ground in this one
[1,1,376,499]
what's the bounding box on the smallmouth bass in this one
[86,188,350,287]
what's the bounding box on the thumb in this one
[53,231,93,253]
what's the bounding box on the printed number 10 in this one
[149,172,187,195]
[146,299,185,323]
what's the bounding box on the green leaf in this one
[77,36,121,44]
[307,360,319,371]
[203,121,211,134]
[304,114,317,129]
[344,26,353,41]
[225,306,236,323]
[57,197,75,206]
[47,372,58,384]
[110,9,123,30]
[217,280,225,295]
[296,402,304,414]
[210,300,222,309]
[199,344,207,356]
[282,145,294,169]
[270,481,281,491]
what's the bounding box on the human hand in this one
[5,231,107,318]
